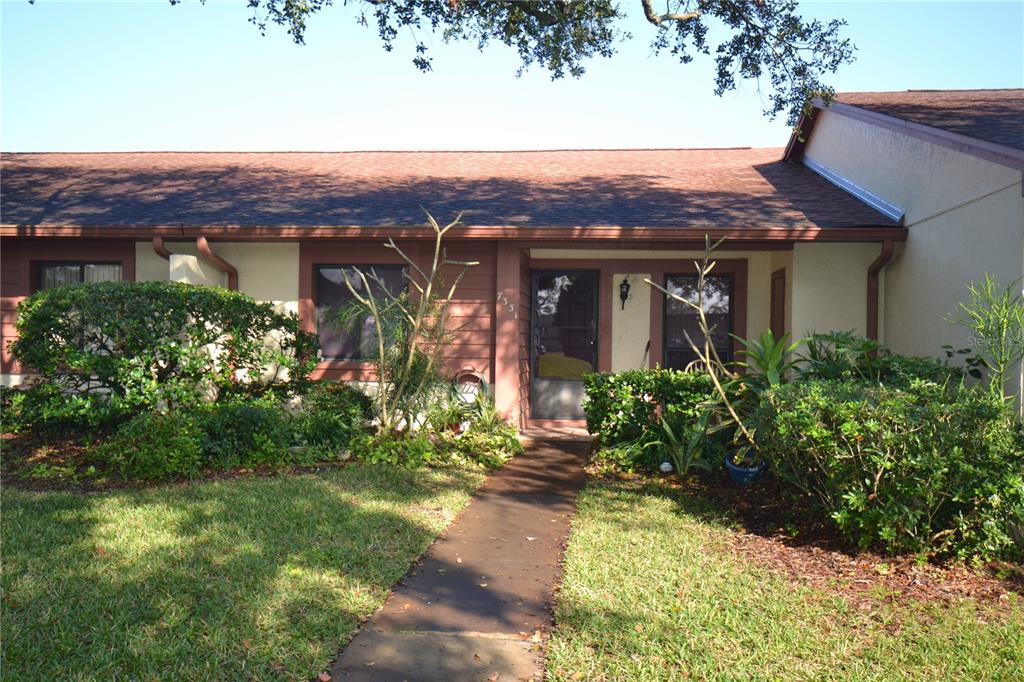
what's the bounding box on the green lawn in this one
[547,479,1024,681]
[1,464,485,681]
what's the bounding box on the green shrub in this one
[93,411,203,480]
[351,431,437,467]
[291,382,373,452]
[583,368,717,470]
[757,379,1024,560]
[799,331,958,387]
[433,396,523,468]
[198,401,293,470]
[0,386,27,434]
[583,368,715,446]
[351,394,520,470]
[1,383,126,436]
[11,282,318,422]
[303,382,374,420]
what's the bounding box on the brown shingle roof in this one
[0,148,895,230]
[837,89,1024,152]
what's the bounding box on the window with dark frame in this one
[663,273,734,370]
[314,265,407,360]
[37,262,123,291]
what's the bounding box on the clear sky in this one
[1,0,1021,151]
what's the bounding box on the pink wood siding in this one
[1,238,136,376]
[299,240,497,383]
[517,252,531,428]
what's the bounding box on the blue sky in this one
[2,1,1021,151]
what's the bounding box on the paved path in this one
[329,438,589,681]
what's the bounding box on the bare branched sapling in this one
[644,236,757,456]
[337,211,479,434]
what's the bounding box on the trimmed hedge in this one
[11,282,318,421]
[582,368,715,447]
[756,379,1024,560]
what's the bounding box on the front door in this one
[530,270,599,420]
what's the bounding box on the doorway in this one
[530,270,599,420]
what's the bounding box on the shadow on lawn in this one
[1,466,480,681]
[599,473,856,552]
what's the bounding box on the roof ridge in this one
[840,88,1024,95]
[1,147,762,155]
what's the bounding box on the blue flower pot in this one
[724,455,766,484]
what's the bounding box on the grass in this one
[1,464,485,681]
[546,478,1024,681]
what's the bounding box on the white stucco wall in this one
[216,243,300,314]
[790,242,880,339]
[170,254,226,287]
[135,241,300,314]
[611,272,651,371]
[803,109,1024,400]
[135,241,177,281]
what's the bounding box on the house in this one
[2,89,1021,426]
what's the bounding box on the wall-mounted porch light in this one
[619,276,631,310]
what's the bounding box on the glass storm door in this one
[530,270,599,420]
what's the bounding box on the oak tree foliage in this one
[172,0,854,122]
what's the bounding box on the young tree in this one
[948,274,1024,402]
[173,0,854,122]
[335,210,478,435]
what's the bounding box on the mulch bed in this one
[676,473,1024,609]
[590,461,1023,611]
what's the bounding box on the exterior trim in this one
[494,243,523,424]
[811,98,1024,172]
[196,236,238,290]
[770,267,787,337]
[0,225,908,242]
[803,157,906,224]
[867,240,895,342]
[526,418,587,430]
[782,107,818,163]
[152,236,171,260]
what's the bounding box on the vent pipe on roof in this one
[196,236,238,290]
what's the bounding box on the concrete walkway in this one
[329,438,589,681]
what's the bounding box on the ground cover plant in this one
[1,464,485,681]
[546,478,1024,682]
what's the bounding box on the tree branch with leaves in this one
[173,0,854,123]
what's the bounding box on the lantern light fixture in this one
[619,277,631,310]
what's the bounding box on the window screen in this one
[664,274,733,370]
[38,263,123,290]
[315,265,407,359]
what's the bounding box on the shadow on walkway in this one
[330,439,589,681]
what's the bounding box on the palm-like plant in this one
[733,330,805,392]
